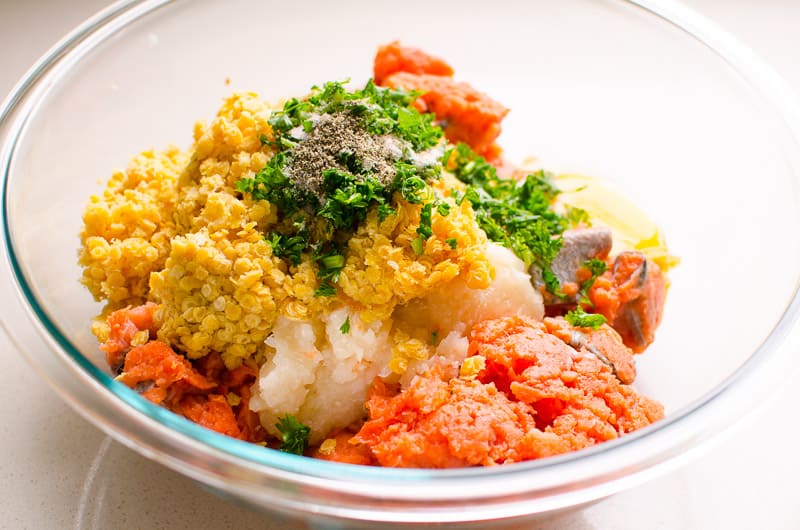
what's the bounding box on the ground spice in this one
[286,111,408,200]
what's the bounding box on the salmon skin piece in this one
[589,251,666,353]
[533,228,667,353]
[532,226,612,306]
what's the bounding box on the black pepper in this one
[285,110,408,201]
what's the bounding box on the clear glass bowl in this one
[2,0,800,527]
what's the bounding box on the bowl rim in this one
[2,0,800,522]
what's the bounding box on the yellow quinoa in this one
[318,438,337,456]
[459,355,486,380]
[79,147,186,306]
[81,92,493,370]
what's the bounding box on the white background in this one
[1,1,798,528]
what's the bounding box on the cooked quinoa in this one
[80,147,186,306]
[82,91,493,369]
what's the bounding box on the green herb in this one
[377,203,396,222]
[275,414,311,455]
[315,250,345,282]
[578,258,608,304]
[317,169,389,231]
[260,79,442,154]
[566,206,591,227]
[395,105,443,152]
[446,238,458,249]
[269,112,295,133]
[565,307,607,329]
[340,315,351,334]
[443,143,496,187]
[411,236,424,256]
[431,330,439,345]
[445,143,568,293]
[413,195,452,255]
[417,203,434,239]
[234,152,317,215]
[314,282,337,297]
[583,257,608,278]
[266,233,307,266]
[394,160,436,204]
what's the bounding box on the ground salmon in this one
[100,302,158,371]
[195,352,266,443]
[175,394,242,439]
[352,317,663,467]
[384,72,508,159]
[310,430,376,465]
[374,42,508,159]
[116,340,215,404]
[235,384,268,444]
[373,41,454,85]
[353,368,544,467]
[544,317,637,384]
[106,304,266,442]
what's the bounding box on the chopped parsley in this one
[417,203,434,239]
[234,152,316,215]
[266,233,307,266]
[565,307,607,329]
[446,238,458,249]
[411,236,424,256]
[445,143,567,293]
[314,250,345,282]
[339,315,351,334]
[578,258,608,305]
[313,282,336,297]
[275,414,311,455]
[317,169,389,231]
[566,206,591,227]
[264,79,442,154]
[235,80,451,291]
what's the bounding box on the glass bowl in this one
[2,0,800,527]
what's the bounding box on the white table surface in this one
[1,1,799,529]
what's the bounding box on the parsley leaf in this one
[565,307,607,329]
[395,105,442,151]
[314,281,337,297]
[417,203,434,239]
[578,258,608,304]
[377,203,396,222]
[446,238,458,249]
[411,236,424,256]
[315,250,345,282]
[234,152,317,215]
[318,169,388,230]
[266,233,307,266]
[275,414,311,455]
[567,206,591,227]
[340,315,351,334]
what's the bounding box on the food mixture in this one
[79,42,672,467]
